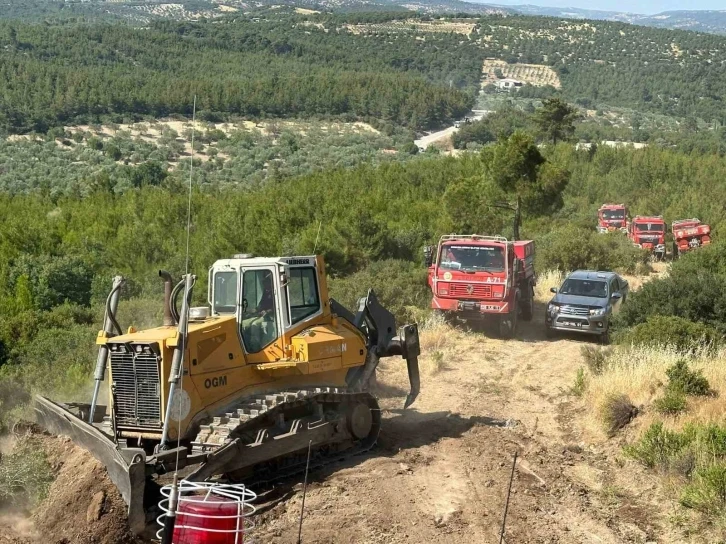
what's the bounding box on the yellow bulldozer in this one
[34,254,420,533]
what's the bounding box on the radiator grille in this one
[560,306,589,316]
[110,345,162,428]
[449,283,493,298]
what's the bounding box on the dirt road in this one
[254,310,685,544]
[414,110,489,149]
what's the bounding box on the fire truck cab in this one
[597,204,628,233]
[424,235,536,338]
[629,215,666,260]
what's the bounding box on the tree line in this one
[0,15,479,134]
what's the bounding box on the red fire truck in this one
[425,235,536,338]
[628,215,666,260]
[597,203,628,233]
[671,218,711,257]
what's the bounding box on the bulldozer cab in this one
[208,255,325,356]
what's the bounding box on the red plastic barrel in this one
[173,495,244,544]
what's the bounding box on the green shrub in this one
[624,422,691,469]
[654,388,688,415]
[670,241,726,278]
[535,224,648,273]
[681,464,726,515]
[0,437,54,506]
[570,367,587,396]
[0,324,97,402]
[615,273,726,333]
[328,259,429,324]
[7,254,94,311]
[627,423,726,520]
[452,120,494,149]
[626,423,726,472]
[0,379,31,431]
[665,359,712,397]
[616,316,722,351]
[452,107,534,149]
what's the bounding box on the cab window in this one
[240,269,278,353]
[287,267,320,324]
[213,271,238,314]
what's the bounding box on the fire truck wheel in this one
[521,285,534,322]
[499,298,519,339]
[433,309,455,325]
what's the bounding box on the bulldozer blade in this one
[33,395,146,534]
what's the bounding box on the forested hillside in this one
[3,10,726,134]
[0,143,724,313]
[476,16,726,123]
[0,15,478,133]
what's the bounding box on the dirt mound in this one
[2,431,140,544]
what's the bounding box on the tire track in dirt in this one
[254,310,680,543]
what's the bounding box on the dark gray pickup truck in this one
[545,270,629,343]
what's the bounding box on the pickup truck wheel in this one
[545,325,555,339]
[600,329,611,345]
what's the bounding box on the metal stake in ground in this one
[297,440,313,544]
[160,474,179,544]
[499,450,518,544]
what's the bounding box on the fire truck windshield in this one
[634,223,664,232]
[602,209,625,220]
[439,245,505,272]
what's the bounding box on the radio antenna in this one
[313,220,322,254]
[162,95,198,544]
[185,95,197,275]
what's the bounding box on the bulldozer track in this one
[189,388,382,486]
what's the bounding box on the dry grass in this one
[585,345,726,439]
[535,269,564,303]
[418,313,466,375]
[374,312,470,398]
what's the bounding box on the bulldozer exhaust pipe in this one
[89,275,124,424]
[159,270,175,327]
